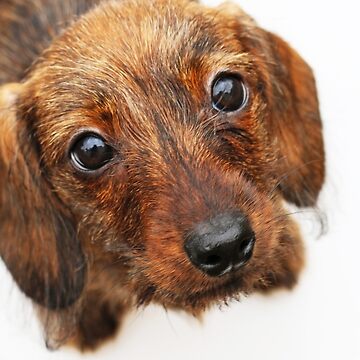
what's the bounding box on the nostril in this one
[202,254,222,266]
[238,238,249,253]
[233,234,255,270]
[238,234,255,254]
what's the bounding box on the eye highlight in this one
[211,74,248,112]
[70,134,114,171]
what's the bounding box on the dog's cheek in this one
[140,221,208,295]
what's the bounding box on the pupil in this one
[212,75,246,112]
[73,135,112,170]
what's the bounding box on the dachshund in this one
[0,0,325,351]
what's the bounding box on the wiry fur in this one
[0,0,325,351]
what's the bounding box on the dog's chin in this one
[136,272,253,312]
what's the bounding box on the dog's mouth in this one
[179,274,249,310]
[135,263,255,311]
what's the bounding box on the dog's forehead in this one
[30,0,259,147]
[84,0,241,56]
[47,0,251,89]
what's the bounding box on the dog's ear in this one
[0,83,86,310]
[264,32,325,207]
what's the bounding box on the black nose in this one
[184,212,255,277]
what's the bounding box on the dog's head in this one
[0,0,324,312]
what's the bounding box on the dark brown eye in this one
[211,74,248,112]
[71,134,113,171]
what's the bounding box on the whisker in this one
[268,158,324,200]
[266,208,328,238]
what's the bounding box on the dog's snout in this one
[184,212,255,277]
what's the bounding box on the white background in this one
[1,0,359,359]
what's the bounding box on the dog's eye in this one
[71,134,113,171]
[211,74,248,112]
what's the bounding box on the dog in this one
[0,0,325,351]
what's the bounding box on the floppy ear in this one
[265,32,325,207]
[0,83,86,310]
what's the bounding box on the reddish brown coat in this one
[0,0,325,351]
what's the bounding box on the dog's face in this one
[0,0,324,312]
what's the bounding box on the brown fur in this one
[0,0,325,351]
